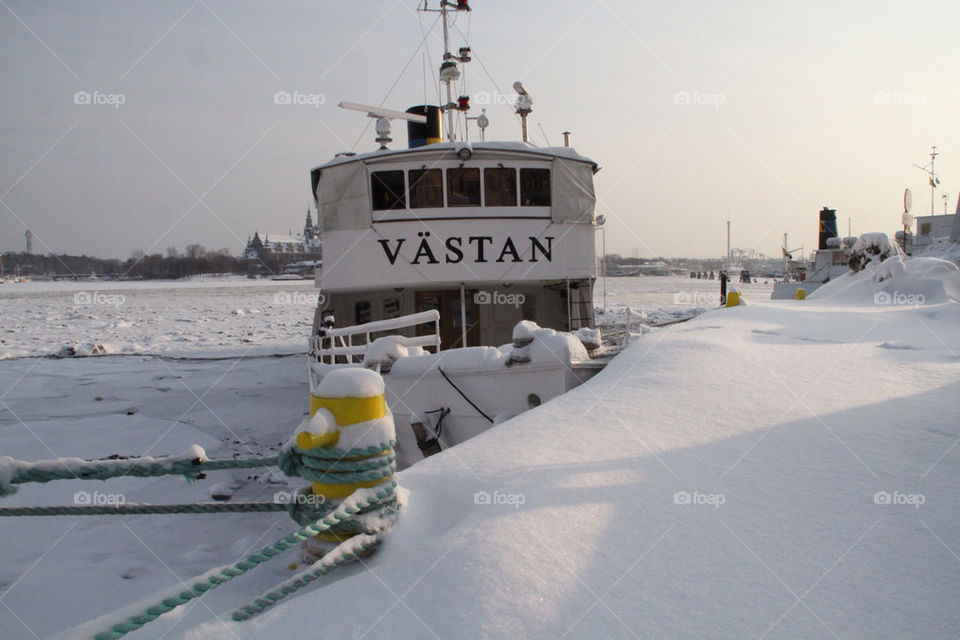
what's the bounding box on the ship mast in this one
[441,3,454,139]
[913,145,940,216]
[424,1,472,141]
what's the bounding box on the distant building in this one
[244,210,322,275]
[914,214,956,240]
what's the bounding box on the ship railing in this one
[309,309,441,365]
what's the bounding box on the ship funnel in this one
[406,106,442,148]
[818,207,838,250]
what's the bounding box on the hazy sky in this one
[1,0,957,260]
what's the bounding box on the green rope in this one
[0,440,396,497]
[231,532,385,621]
[93,480,397,640]
[0,501,289,517]
[0,436,402,637]
[0,453,278,497]
[276,441,396,487]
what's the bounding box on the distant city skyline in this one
[1,0,957,260]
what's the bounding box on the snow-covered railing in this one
[310,309,441,365]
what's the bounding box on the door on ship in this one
[415,289,481,349]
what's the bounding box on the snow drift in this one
[179,269,960,639]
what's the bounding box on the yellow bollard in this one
[299,369,393,500]
[795,288,806,300]
[295,368,396,558]
[725,290,741,307]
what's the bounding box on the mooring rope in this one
[0,450,278,497]
[0,501,288,517]
[2,368,402,639]
[93,481,397,640]
[231,532,385,621]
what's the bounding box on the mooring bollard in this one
[291,368,396,561]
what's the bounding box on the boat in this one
[771,206,855,299]
[305,0,609,466]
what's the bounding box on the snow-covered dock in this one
[175,259,960,639]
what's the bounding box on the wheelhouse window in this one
[446,167,481,207]
[409,169,444,209]
[520,168,551,206]
[355,301,371,325]
[371,170,406,210]
[483,168,517,206]
[383,297,401,319]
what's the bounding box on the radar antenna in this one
[513,81,533,143]
[338,101,427,149]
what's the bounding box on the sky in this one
[0,0,957,260]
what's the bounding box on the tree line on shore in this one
[1,245,248,279]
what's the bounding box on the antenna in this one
[912,145,940,215]
[537,123,551,147]
[338,101,427,149]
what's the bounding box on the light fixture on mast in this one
[338,101,427,149]
[513,81,533,143]
[421,0,472,142]
[466,108,489,142]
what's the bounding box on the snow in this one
[301,409,338,438]
[0,277,317,360]
[508,325,590,366]
[361,336,426,369]
[851,231,895,257]
[185,272,959,639]
[388,346,508,376]
[314,367,385,399]
[295,411,394,452]
[511,320,539,344]
[2,274,958,638]
[810,254,960,305]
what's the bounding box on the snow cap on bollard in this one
[308,367,386,423]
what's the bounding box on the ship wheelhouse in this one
[310,140,600,349]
